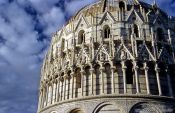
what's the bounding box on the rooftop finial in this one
[153,0,157,6]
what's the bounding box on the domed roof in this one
[66,0,168,25]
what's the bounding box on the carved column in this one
[133,61,140,94]
[155,64,162,96]
[38,89,42,109]
[144,62,150,95]
[121,61,127,94]
[100,67,104,94]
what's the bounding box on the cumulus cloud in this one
[0,0,174,113]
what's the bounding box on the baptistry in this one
[37,0,175,113]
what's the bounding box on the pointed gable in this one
[99,11,116,25]
[75,14,89,31]
[126,9,144,23]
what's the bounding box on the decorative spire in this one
[153,0,157,7]
[133,0,140,4]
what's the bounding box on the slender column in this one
[48,85,52,105]
[41,88,44,108]
[166,68,173,97]
[111,66,115,93]
[80,70,84,97]
[100,67,104,94]
[50,83,53,104]
[45,85,48,106]
[54,81,57,103]
[60,78,64,101]
[121,61,127,94]
[70,72,74,98]
[57,79,60,102]
[133,61,140,94]
[90,68,94,95]
[144,63,150,95]
[63,75,67,100]
[52,82,56,104]
[155,64,162,96]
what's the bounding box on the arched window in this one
[75,68,81,97]
[103,25,110,38]
[67,71,71,99]
[104,63,112,94]
[126,60,134,84]
[119,1,125,11]
[78,30,85,44]
[134,24,139,37]
[85,66,90,96]
[95,64,100,95]
[157,28,164,41]
[61,39,65,50]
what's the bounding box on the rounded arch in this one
[119,1,126,11]
[84,65,91,96]
[129,102,161,113]
[75,67,82,97]
[93,102,123,113]
[69,108,85,113]
[104,63,112,94]
[78,30,85,44]
[94,63,101,95]
[125,60,134,84]
[103,25,110,38]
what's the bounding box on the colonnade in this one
[38,60,175,109]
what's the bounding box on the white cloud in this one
[39,6,65,35]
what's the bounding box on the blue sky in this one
[0,0,174,113]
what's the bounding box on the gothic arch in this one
[129,102,161,113]
[93,102,123,113]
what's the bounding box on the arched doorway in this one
[94,104,122,113]
[70,109,85,113]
